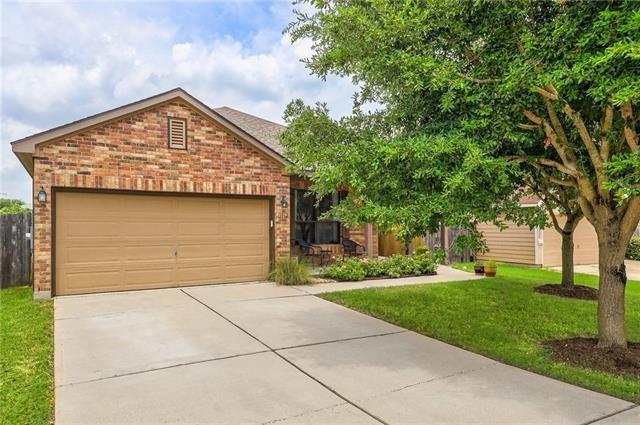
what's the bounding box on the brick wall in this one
[33,100,291,295]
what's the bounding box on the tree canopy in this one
[282,0,640,347]
[0,198,31,215]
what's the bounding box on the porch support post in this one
[365,224,374,256]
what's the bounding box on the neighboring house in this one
[11,88,378,297]
[476,197,599,267]
[378,195,599,267]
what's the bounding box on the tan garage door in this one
[55,191,271,295]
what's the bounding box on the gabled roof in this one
[10,88,288,176]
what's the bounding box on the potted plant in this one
[473,261,485,275]
[484,260,497,277]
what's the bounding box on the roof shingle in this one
[214,106,286,156]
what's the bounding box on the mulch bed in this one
[534,283,599,300]
[544,338,640,379]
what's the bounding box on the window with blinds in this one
[168,118,187,149]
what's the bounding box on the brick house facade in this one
[12,88,377,297]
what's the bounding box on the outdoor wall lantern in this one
[280,196,289,208]
[37,187,47,203]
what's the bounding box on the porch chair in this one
[296,240,331,266]
[342,238,366,258]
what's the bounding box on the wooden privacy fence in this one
[0,213,32,288]
[424,227,473,264]
[378,226,472,263]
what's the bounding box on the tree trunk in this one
[596,233,628,348]
[560,231,575,289]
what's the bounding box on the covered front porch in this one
[289,177,377,265]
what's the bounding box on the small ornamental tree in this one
[284,0,640,348]
[525,170,583,290]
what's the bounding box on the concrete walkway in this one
[55,268,638,424]
[298,264,484,294]
[550,260,640,282]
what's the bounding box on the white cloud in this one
[1,1,356,202]
[0,118,41,200]
[1,117,42,170]
[4,63,82,112]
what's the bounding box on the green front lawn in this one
[0,287,54,425]
[320,263,640,402]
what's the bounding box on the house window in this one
[293,190,341,244]
[168,118,187,149]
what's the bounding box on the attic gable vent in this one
[168,118,187,149]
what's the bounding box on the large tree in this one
[284,0,640,348]
[282,100,544,255]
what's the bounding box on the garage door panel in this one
[122,197,174,214]
[62,262,122,274]
[176,266,226,285]
[224,200,266,217]
[123,246,174,261]
[224,222,265,236]
[224,243,266,256]
[121,238,179,246]
[177,197,223,213]
[64,221,122,238]
[123,268,174,285]
[122,258,178,270]
[177,244,223,259]
[223,239,266,251]
[58,193,121,215]
[56,192,271,295]
[222,255,268,265]
[66,246,122,263]
[224,264,268,280]
[178,221,223,236]
[60,274,123,295]
[176,257,266,270]
[122,221,174,237]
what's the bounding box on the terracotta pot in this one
[484,265,497,277]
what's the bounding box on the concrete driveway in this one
[55,278,638,424]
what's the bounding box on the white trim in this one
[534,226,544,265]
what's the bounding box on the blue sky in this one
[1,0,357,203]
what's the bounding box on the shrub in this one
[627,237,640,261]
[414,245,429,255]
[321,258,366,281]
[321,253,437,281]
[412,253,437,274]
[433,248,447,265]
[361,257,385,278]
[382,254,416,278]
[269,257,314,285]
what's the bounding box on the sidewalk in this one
[550,260,640,282]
